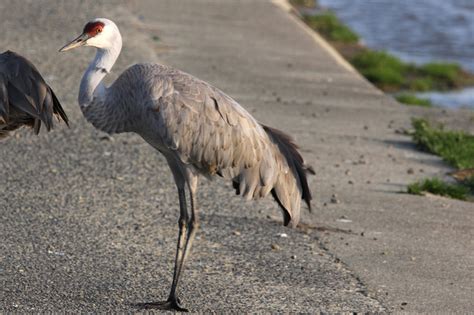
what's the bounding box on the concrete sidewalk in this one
[0,0,472,312]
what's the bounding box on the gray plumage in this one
[0,51,69,139]
[87,63,314,226]
[61,18,313,311]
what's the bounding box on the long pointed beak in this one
[59,33,89,52]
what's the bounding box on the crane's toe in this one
[135,298,189,312]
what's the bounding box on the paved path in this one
[0,0,472,312]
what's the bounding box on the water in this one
[318,0,474,108]
[417,88,474,109]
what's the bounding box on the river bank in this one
[291,0,474,108]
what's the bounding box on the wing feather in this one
[147,67,268,179]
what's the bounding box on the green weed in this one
[412,119,474,169]
[407,178,469,200]
[396,94,432,107]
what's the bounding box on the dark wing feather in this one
[51,88,69,127]
[0,73,9,123]
[0,50,69,137]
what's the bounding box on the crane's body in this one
[0,51,69,139]
[60,18,313,311]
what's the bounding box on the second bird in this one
[60,18,314,312]
[0,51,68,139]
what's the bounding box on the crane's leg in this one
[137,164,199,312]
[162,174,199,310]
[138,156,191,311]
[140,186,189,312]
[182,175,199,263]
[165,187,190,310]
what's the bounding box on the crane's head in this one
[59,18,121,52]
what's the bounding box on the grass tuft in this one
[350,50,407,88]
[407,178,469,200]
[419,63,462,89]
[303,13,359,44]
[412,119,474,169]
[396,94,432,107]
[408,78,434,91]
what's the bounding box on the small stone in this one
[407,168,415,174]
[271,244,281,251]
[99,135,114,141]
[233,231,241,236]
[291,255,297,259]
[348,180,354,185]
[330,194,340,204]
[363,125,369,130]
[345,170,351,175]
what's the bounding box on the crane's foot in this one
[136,297,189,312]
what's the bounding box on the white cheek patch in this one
[86,36,104,48]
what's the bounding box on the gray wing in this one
[0,50,69,138]
[147,66,291,198]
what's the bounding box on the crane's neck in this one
[79,38,122,108]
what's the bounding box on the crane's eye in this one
[97,28,102,33]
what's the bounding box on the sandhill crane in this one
[60,18,314,311]
[0,51,69,139]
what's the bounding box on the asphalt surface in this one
[0,0,473,313]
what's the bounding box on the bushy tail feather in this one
[262,124,314,226]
